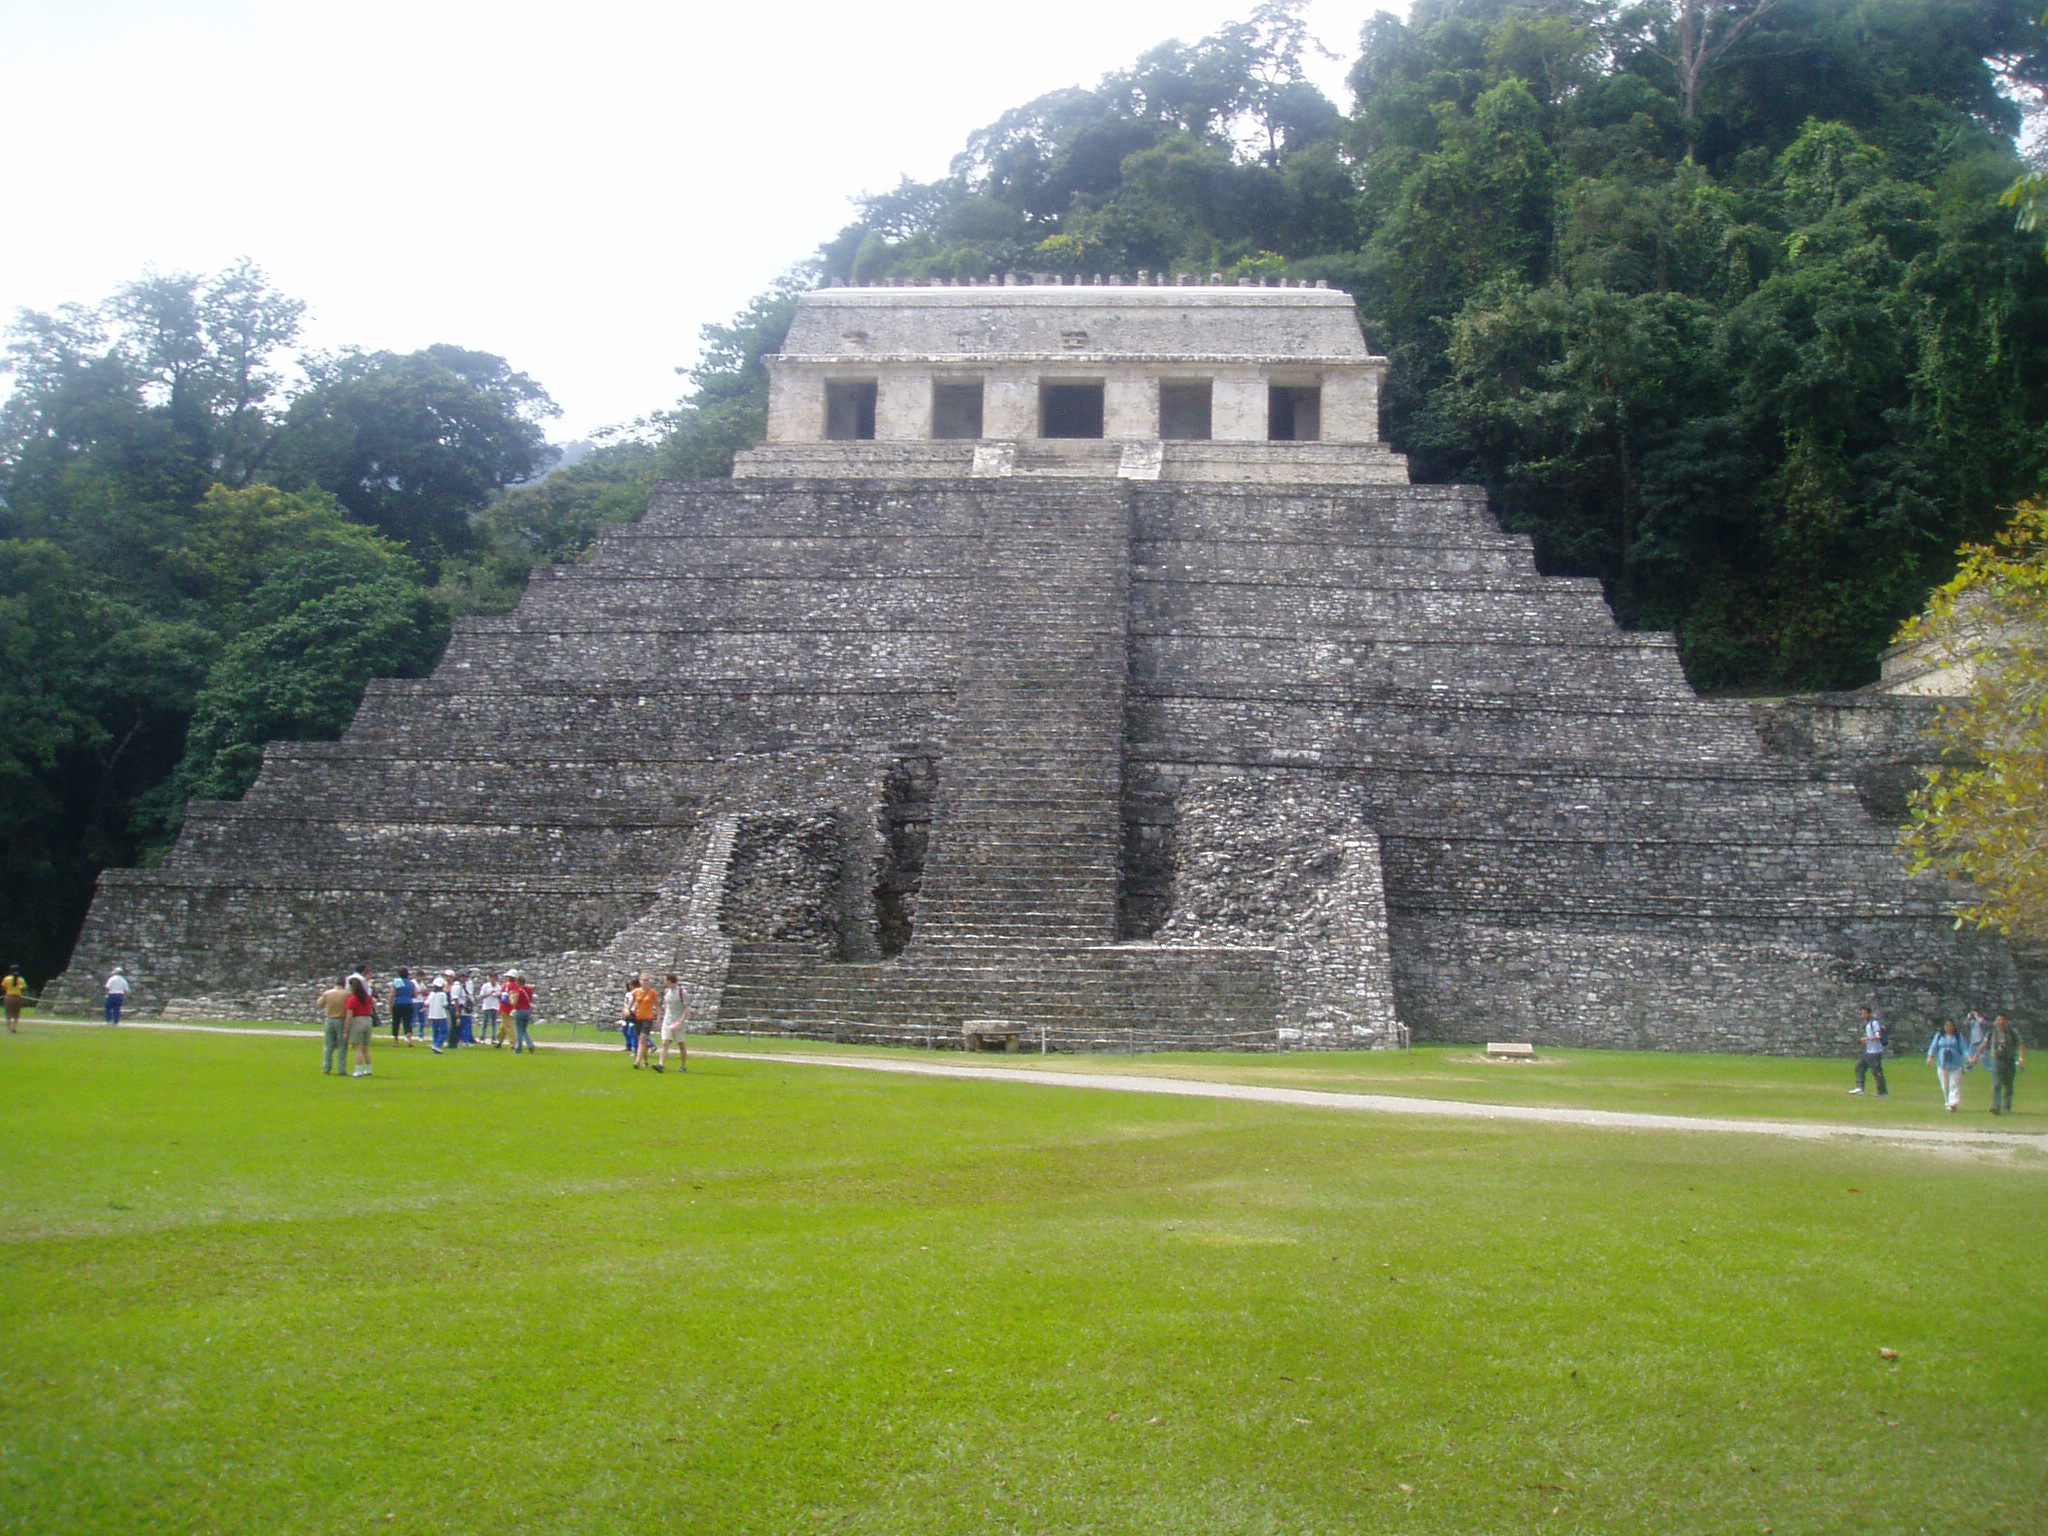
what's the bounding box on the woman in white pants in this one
[1926,1020,1969,1112]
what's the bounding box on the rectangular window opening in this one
[1268,384,1322,442]
[825,380,878,441]
[1159,381,1213,441]
[931,380,984,440]
[1039,381,1105,439]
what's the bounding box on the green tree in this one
[175,552,449,804]
[1900,505,2048,944]
[273,344,559,559]
[0,541,212,979]
[164,482,410,616]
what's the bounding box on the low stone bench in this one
[963,1018,1026,1052]
[1486,1041,1536,1060]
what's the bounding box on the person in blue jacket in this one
[389,969,417,1044]
[1926,1020,1969,1113]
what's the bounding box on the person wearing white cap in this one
[102,968,129,1025]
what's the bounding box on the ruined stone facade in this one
[53,284,2043,1049]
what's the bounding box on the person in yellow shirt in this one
[2,967,27,1032]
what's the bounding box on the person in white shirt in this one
[478,975,504,1047]
[102,969,129,1026]
[656,972,689,1074]
[425,976,453,1053]
[448,974,473,1048]
[1850,1006,1889,1097]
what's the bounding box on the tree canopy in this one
[0,263,561,982]
[1899,505,2048,946]
[672,0,2048,692]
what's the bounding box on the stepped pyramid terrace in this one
[54,279,2044,1050]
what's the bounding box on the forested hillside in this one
[655,0,2048,690]
[4,0,2045,983]
[0,266,573,978]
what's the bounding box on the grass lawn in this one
[2,1024,2043,1535]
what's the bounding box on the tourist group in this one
[315,969,539,1077]
[1853,1005,2028,1114]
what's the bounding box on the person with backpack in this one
[1850,1005,1889,1097]
[629,974,660,1069]
[1970,1014,2027,1116]
[1926,1020,1969,1113]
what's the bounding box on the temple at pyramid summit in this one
[54,279,2044,1049]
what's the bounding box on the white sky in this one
[1,0,1403,440]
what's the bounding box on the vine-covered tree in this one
[1900,505,2048,945]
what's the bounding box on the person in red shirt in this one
[344,973,377,1077]
[503,972,536,1054]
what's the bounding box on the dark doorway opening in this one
[932,380,984,440]
[1268,384,1322,442]
[825,380,878,440]
[1159,381,1213,440]
[1040,381,1105,438]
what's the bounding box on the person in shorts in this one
[344,974,376,1076]
[655,972,689,1074]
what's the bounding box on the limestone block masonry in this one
[50,287,2045,1049]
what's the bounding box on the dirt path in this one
[39,1018,2039,1153]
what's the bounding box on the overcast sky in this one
[2,0,1405,440]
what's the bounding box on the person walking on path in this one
[1850,1006,1889,1096]
[655,972,688,1073]
[1971,1014,2026,1115]
[344,974,377,1077]
[102,969,128,1026]
[425,976,452,1053]
[318,976,350,1075]
[3,966,27,1032]
[1926,1020,1969,1113]
[1963,1008,1989,1071]
[389,969,416,1044]
[629,974,659,1069]
[503,971,536,1053]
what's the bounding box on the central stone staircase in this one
[912,481,1131,946]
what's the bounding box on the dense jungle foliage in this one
[3,0,2046,982]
